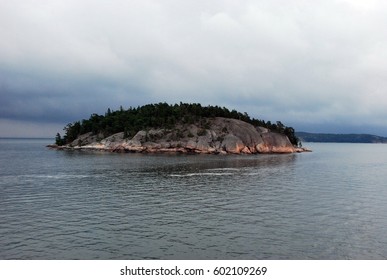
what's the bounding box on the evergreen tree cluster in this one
[55,102,300,146]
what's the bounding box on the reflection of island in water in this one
[121,154,299,196]
[152,153,298,177]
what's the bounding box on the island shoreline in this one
[48,117,311,154]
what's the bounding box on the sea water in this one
[1,138,387,259]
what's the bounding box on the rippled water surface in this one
[1,139,387,259]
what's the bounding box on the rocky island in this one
[50,103,310,154]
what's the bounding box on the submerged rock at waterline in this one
[50,117,310,154]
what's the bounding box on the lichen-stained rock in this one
[257,132,296,153]
[132,131,147,143]
[121,139,145,152]
[215,118,262,149]
[101,132,124,148]
[70,132,97,147]
[222,134,245,154]
[241,146,252,154]
[196,136,211,152]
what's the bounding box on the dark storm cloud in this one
[1,0,387,136]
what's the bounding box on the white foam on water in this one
[169,172,234,177]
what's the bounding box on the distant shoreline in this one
[0,137,54,140]
[297,132,387,143]
[0,138,54,143]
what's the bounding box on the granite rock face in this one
[57,117,308,154]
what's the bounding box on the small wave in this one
[208,168,240,171]
[244,172,260,176]
[170,172,234,177]
[14,174,94,180]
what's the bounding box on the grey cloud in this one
[1,0,387,137]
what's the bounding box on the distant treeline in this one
[56,102,300,146]
[296,132,387,143]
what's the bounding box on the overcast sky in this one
[1,0,387,137]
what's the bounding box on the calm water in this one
[1,138,387,259]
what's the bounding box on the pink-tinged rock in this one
[222,134,245,154]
